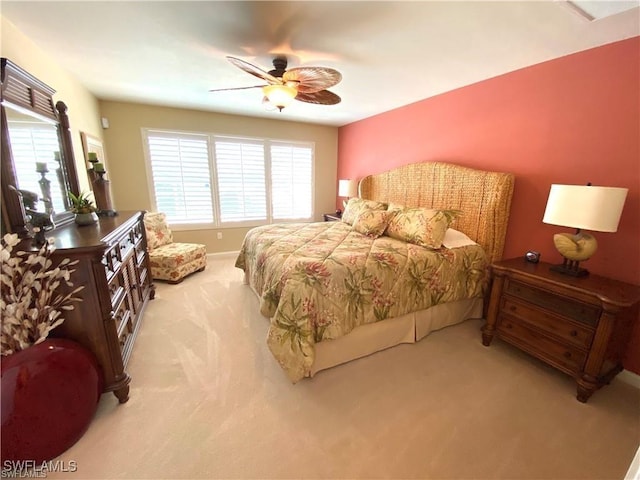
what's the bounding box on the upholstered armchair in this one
[143,212,207,284]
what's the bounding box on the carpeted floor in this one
[48,255,639,479]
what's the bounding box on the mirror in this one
[1,58,80,237]
[6,108,70,215]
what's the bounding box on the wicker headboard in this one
[359,162,515,264]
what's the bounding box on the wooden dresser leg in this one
[576,375,597,403]
[576,386,593,403]
[114,386,130,404]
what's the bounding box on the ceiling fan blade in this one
[209,85,265,93]
[295,89,341,105]
[226,56,283,85]
[283,67,342,93]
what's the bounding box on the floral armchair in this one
[143,212,207,284]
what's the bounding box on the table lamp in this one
[338,179,358,211]
[542,183,628,277]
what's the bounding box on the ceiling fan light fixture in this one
[262,84,297,111]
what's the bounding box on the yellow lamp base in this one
[551,231,598,277]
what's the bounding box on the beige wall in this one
[99,101,338,252]
[1,16,103,193]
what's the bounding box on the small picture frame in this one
[80,131,107,170]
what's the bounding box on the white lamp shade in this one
[542,184,628,233]
[338,179,358,198]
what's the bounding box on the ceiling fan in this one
[210,56,342,111]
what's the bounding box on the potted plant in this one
[67,191,98,225]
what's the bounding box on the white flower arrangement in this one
[0,233,84,356]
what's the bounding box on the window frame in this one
[141,128,315,230]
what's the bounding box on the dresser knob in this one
[505,323,512,329]
[570,330,578,337]
[509,305,517,312]
[564,351,572,359]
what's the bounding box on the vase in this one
[1,338,103,463]
[74,212,98,225]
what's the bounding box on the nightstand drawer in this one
[501,297,594,350]
[505,279,599,326]
[498,315,587,375]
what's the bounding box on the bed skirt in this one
[243,271,483,378]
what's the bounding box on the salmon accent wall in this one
[337,37,640,374]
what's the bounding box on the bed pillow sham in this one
[352,209,392,238]
[341,198,387,225]
[385,207,460,249]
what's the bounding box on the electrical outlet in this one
[217,232,222,240]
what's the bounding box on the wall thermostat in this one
[525,251,540,263]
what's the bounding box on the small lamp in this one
[338,179,358,210]
[262,84,298,111]
[542,183,628,277]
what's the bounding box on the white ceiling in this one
[2,1,639,127]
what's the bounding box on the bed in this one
[235,161,515,382]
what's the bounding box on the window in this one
[144,129,314,228]
[271,142,313,220]
[146,132,213,224]
[214,138,266,223]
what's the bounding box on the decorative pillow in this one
[352,209,392,238]
[385,208,461,249]
[442,228,477,249]
[341,198,387,225]
[143,212,173,250]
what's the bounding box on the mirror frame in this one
[1,58,80,237]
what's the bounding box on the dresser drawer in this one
[108,270,126,308]
[113,295,133,340]
[102,245,121,282]
[117,234,135,261]
[505,279,599,326]
[501,297,594,350]
[497,314,587,375]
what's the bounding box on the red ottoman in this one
[1,338,103,464]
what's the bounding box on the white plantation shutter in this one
[144,130,314,228]
[9,123,66,213]
[270,143,312,220]
[146,133,213,224]
[214,138,267,223]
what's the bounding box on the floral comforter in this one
[235,221,488,382]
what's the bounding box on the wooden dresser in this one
[45,211,155,403]
[482,258,640,402]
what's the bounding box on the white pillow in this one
[442,228,477,249]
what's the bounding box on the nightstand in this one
[482,258,640,403]
[323,213,341,222]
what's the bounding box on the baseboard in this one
[617,369,640,389]
[625,445,640,480]
[207,251,239,259]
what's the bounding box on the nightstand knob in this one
[564,351,572,359]
[570,330,578,337]
[509,305,517,312]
